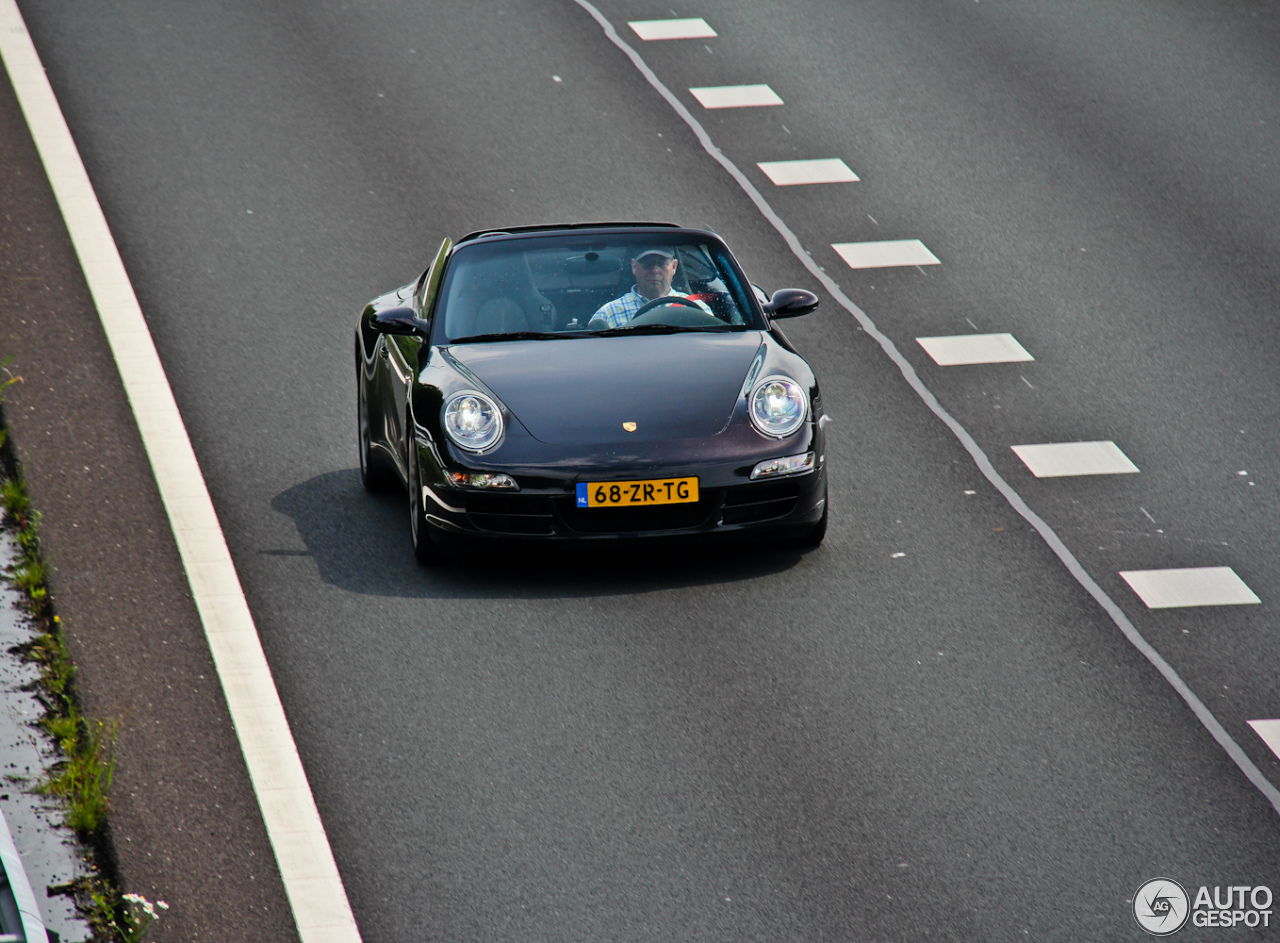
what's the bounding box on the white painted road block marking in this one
[1011,441,1140,478]
[629,18,716,40]
[1120,567,1261,608]
[833,239,940,268]
[758,158,859,185]
[916,333,1034,365]
[689,84,783,108]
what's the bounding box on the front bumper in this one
[420,465,826,542]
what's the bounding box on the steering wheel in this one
[632,296,706,318]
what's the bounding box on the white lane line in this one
[1011,441,1140,478]
[689,84,783,109]
[0,5,361,942]
[1249,720,1280,761]
[916,333,1034,366]
[833,239,939,268]
[1120,567,1261,608]
[570,0,1280,818]
[629,18,716,40]
[758,158,859,186]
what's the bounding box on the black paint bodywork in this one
[355,224,827,553]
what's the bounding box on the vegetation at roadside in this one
[0,358,166,941]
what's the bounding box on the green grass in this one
[36,716,117,834]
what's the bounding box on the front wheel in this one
[407,425,445,566]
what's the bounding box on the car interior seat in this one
[446,251,558,337]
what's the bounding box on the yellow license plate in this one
[576,477,699,508]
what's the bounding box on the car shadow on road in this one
[268,469,807,599]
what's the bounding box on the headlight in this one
[749,375,807,438]
[442,390,504,452]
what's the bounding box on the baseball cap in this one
[633,246,676,261]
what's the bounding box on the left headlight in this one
[442,390,504,452]
[749,375,807,438]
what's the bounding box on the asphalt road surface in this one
[12,0,1280,939]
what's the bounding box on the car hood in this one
[446,332,763,444]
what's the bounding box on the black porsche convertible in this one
[355,222,828,564]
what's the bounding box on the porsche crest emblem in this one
[622,422,637,432]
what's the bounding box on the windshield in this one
[433,232,763,343]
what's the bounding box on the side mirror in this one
[371,306,429,336]
[763,289,819,319]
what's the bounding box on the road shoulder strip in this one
[0,2,361,940]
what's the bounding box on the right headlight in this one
[442,390,504,452]
[749,375,807,438]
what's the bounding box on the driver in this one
[587,247,711,329]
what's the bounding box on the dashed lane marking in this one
[629,18,716,40]
[1120,567,1261,609]
[689,84,783,108]
[1011,441,1140,478]
[916,333,1033,366]
[833,239,939,268]
[0,4,361,941]
[758,158,859,186]
[1248,720,1280,762]
[571,0,1280,818]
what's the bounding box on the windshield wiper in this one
[448,331,563,344]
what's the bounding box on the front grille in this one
[558,499,714,534]
[465,493,556,535]
[720,480,800,525]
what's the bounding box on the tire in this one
[357,364,396,493]
[407,423,445,566]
